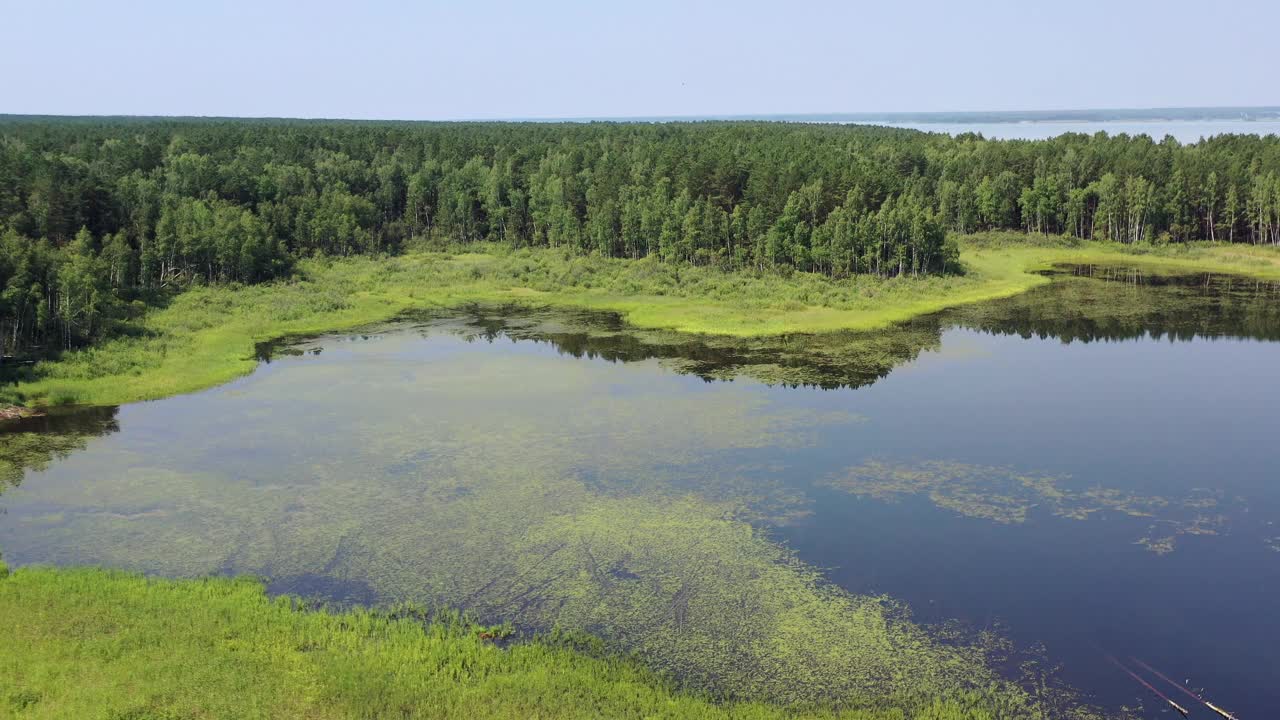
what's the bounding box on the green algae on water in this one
[0,336,1095,715]
[822,459,1245,554]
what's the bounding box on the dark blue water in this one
[777,326,1280,716]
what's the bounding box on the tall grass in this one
[1,566,1002,719]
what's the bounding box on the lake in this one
[2,266,1278,718]
[875,120,1280,143]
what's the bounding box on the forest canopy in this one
[2,117,1279,356]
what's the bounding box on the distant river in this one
[875,119,1280,143]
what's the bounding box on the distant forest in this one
[1,118,1279,354]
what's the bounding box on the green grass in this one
[0,566,1014,720]
[6,234,1279,407]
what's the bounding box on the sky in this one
[2,0,1276,120]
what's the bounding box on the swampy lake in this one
[3,266,1278,718]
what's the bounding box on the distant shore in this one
[5,233,1279,409]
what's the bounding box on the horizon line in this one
[3,104,1280,125]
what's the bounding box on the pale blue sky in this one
[3,0,1275,120]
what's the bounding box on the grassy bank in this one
[0,565,1000,720]
[5,234,1279,407]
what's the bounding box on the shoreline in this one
[4,235,1279,409]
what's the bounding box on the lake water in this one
[2,266,1278,718]
[875,120,1280,144]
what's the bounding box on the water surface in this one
[2,266,1278,718]
[875,119,1280,143]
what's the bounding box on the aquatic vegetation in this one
[825,460,1134,525]
[2,484,1043,712]
[1132,533,1177,555]
[822,460,1244,553]
[3,565,1018,720]
[0,338,1102,716]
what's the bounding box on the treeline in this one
[2,118,1280,355]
